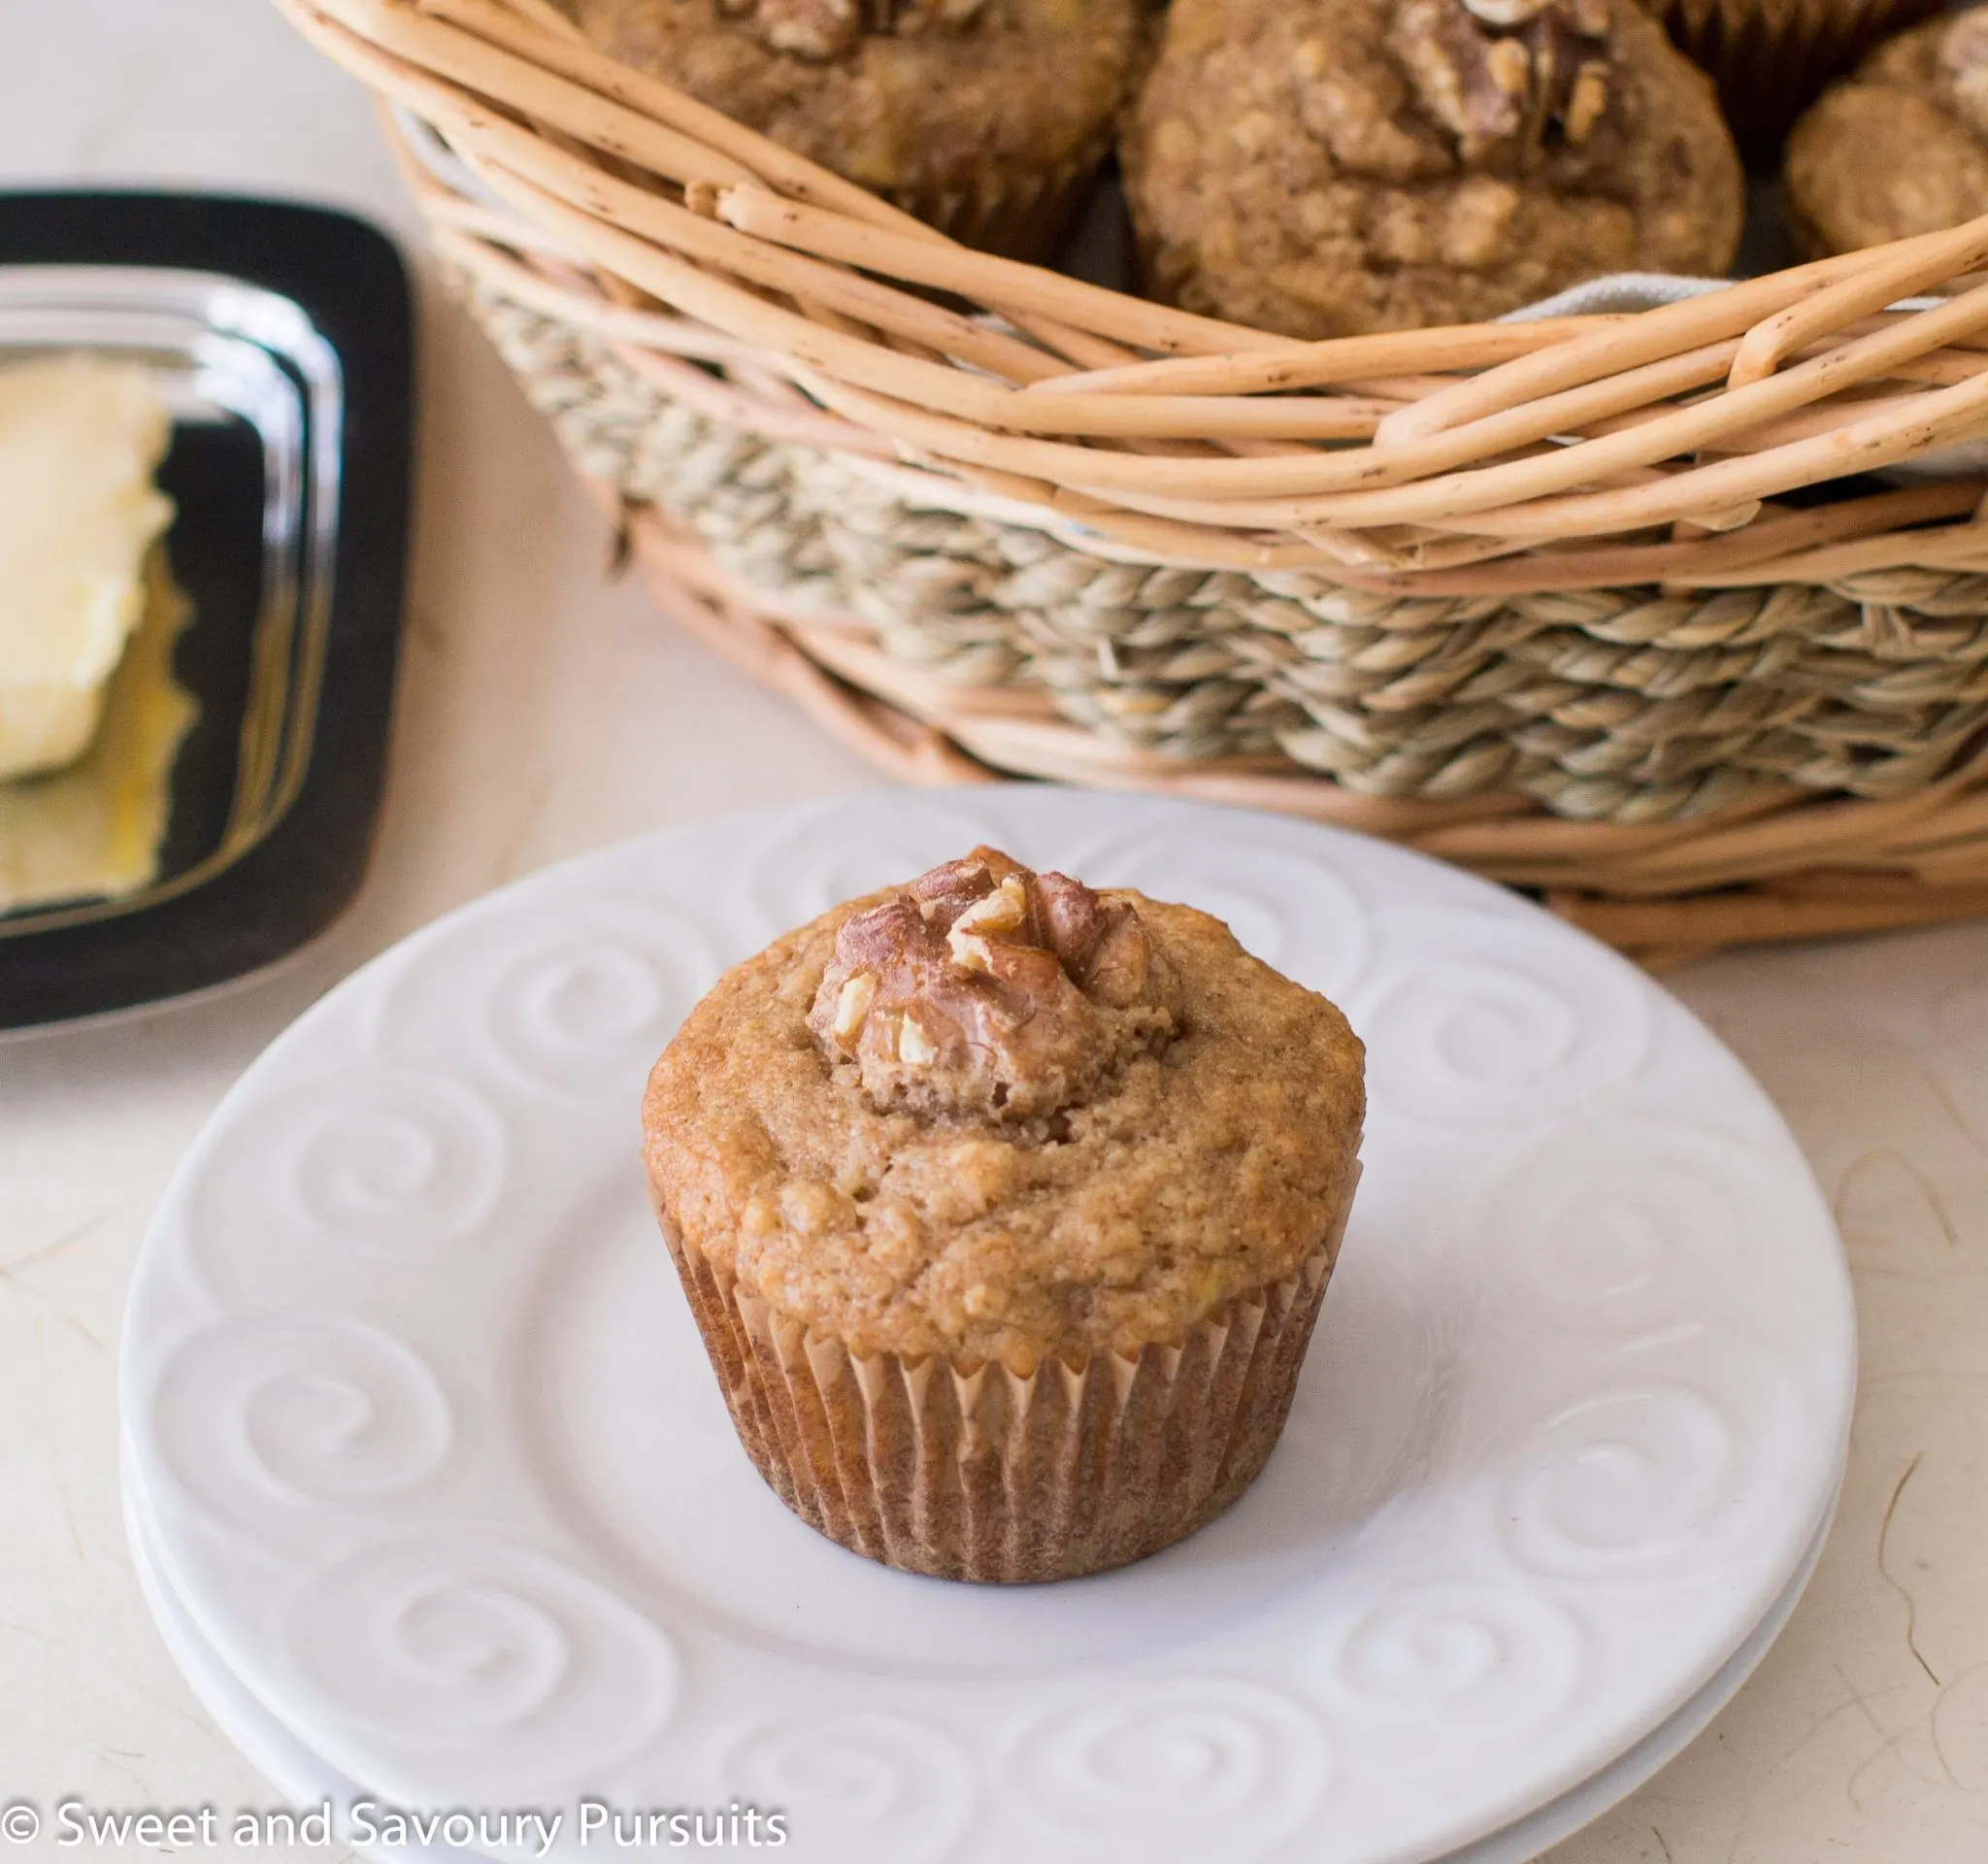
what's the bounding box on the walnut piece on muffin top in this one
[1785,12,1988,257]
[805,846,1175,1122]
[644,848,1365,1370]
[1121,0,1742,337]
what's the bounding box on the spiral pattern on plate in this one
[1316,1581,1584,1749]
[1478,1121,1754,1342]
[721,1714,976,1864]
[1357,909,1650,1125]
[289,1536,678,1797]
[182,1071,507,1301]
[1007,1681,1329,1861]
[1501,1386,1736,1579]
[149,1315,453,1533]
[376,892,713,1102]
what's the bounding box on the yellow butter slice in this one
[0,354,176,781]
[0,550,198,915]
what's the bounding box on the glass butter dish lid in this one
[0,194,412,1032]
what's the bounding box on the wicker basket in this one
[281,0,1988,965]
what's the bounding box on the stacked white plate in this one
[120,789,1854,1864]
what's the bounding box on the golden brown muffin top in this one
[644,849,1365,1368]
[1785,12,1988,258]
[1122,0,1743,337]
[564,0,1140,200]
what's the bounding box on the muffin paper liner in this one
[888,142,1109,266]
[1655,0,1947,156]
[654,1160,1361,1583]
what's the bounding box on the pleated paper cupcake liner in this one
[887,142,1111,265]
[1655,0,1948,157]
[655,1162,1360,1583]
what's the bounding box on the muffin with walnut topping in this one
[1121,0,1743,337]
[563,0,1143,258]
[643,847,1365,1582]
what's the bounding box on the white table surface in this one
[4,6,1987,1859]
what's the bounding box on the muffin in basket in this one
[642,847,1366,1583]
[562,0,1143,259]
[1785,11,1988,257]
[1121,0,1743,338]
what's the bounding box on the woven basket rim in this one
[274,0,1988,586]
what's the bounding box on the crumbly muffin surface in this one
[644,851,1365,1368]
[565,0,1139,204]
[1121,0,1742,337]
[1785,14,1988,257]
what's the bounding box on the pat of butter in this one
[0,549,197,915]
[0,355,175,781]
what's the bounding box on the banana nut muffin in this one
[563,0,1143,258]
[1121,0,1745,337]
[643,846,1366,1581]
[1785,11,1988,257]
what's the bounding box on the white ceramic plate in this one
[120,1446,1841,1864]
[120,788,1855,1864]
